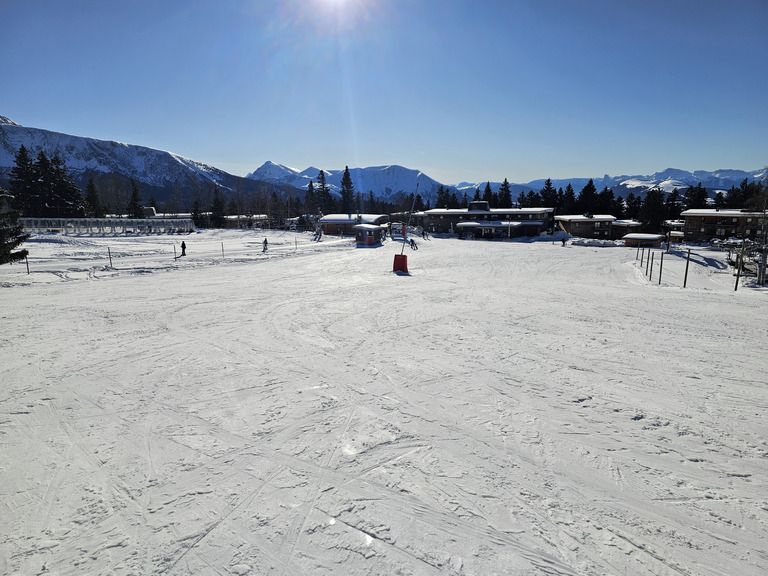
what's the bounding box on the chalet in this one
[680,209,767,242]
[319,214,389,236]
[622,233,665,248]
[555,214,615,239]
[424,201,553,238]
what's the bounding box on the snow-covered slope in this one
[2,230,766,575]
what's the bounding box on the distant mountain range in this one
[1,116,765,207]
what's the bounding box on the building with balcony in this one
[555,214,615,239]
[424,201,553,238]
[680,209,767,242]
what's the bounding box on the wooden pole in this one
[684,249,691,288]
[108,246,113,268]
[173,244,176,260]
[658,252,664,285]
[25,255,30,274]
[649,252,654,279]
[636,244,640,260]
[646,249,651,276]
[221,242,224,258]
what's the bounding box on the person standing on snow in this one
[181,241,186,256]
[263,238,268,253]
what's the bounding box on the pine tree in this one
[210,186,226,228]
[0,190,30,265]
[596,186,615,214]
[625,192,642,219]
[191,198,205,228]
[640,188,667,232]
[8,145,35,216]
[85,176,106,218]
[562,184,577,214]
[340,166,355,214]
[316,170,335,214]
[683,182,708,210]
[539,178,557,209]
[498,179,512,208]
[576,179,598,215]
[435,185,449,208]
[50,154,86,217]
[665,189,681,220]
[128,178,144,218]
[304,181,317,215]
[612,196,626,220]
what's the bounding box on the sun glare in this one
[309,0,374,31]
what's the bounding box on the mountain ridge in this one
[1,116,764,205]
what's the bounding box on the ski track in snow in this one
[1,230,767,575]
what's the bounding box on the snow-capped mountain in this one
[0,116,277,203]
[2,115,763,206]
[462,166,766,199]
[247,161,444,204]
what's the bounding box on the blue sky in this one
[1,0,766,185]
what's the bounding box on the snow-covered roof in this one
[353,223,383,231]
[555,214,615,222]
[426,207,553,216]
[680,209,763,217]
[612,219,642,227]
[455,220,542,228]
[623,233,665,240]
[319,214,388,224]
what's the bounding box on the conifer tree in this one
[316,170,335,214]
[0,190,30,264]
[498,179,512,208]
[50,154,86,217]
[8,145,35,216]
[576,179,598,215]
[340,166,355,214]
[304,181,317,215]
[210,186,226,228]
[128,178,144,218]
[85,176,106,218]
[596,186,615,215]
[665,189,681,220]
[562,184,577,214]
[539,178,558,209]
[640,188,667,232]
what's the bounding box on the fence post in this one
[684,248,691,288]
[658,252,664,285]
[734,240,746,291]
[108,247,113,268]
[221,242,225,258]
[649,252,654,279]
[25,255,30,275]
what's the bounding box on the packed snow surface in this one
[1,230,767,575]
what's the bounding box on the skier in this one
[409,238,418,250]
[263,238,268,253]
[181,241,186,256]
